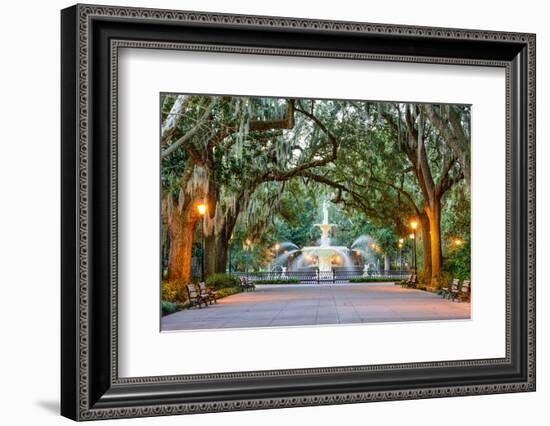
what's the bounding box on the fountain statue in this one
[300,201,353,271]
[315,201,336,247]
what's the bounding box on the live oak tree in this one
[198,98,297,278]
[161,95,295,282]
[160,94,470,290]
[205,98,346,275]
[291,102,420,274]
[161,95,341,282]
[380,103,468,286]
[285,101,469,285]
[423,104,471,188]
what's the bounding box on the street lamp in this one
[409,219,418,275]
[274,243,280,271]
[244,238,252,276]
[197,199,207,282]
[398,238,404,272]
[228,235,234,274]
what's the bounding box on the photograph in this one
[159,94,472,331]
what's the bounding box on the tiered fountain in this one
[299,201,353,271]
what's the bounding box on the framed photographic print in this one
[61,4,536,421]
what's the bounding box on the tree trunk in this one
[161,224,169,277]
[399,107,459,286]
[200,212,238,277]
[204,233,217,279]
[164,184,201,287]
[215,237,229,274]
[419,212,432,280]
[425,199,442,288]
[167,210,197,284]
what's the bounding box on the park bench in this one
[186,284,208,309]
[239,276,256,292]
[440,278,459,299]
[458,280,471,302]
[399,274,412,287]
[407,274,418,288]
[198,282,217,305]
[401,274,418,288]
[444,278,461,301]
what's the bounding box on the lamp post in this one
[398,238,404,272]
[274,243,280,272]
[409,220,418,275]
[197,199,207,282]
[228,236,234,274]
[245,238,252,276]
[228,241,231,274]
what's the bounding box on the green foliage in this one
[160,95,471,283]
[414,270,429,286]
[442,236,471,281]
[161,300,183,316]
[348,277,397,283]
[256,279,301,284]
[205,273,241,290]
[372,227,397,256]
[215,287,242,299]
[274,197,319,248]
[161,280,187,303]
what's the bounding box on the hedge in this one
[348,277,398,283]
[205,273,241,290]
[161,300,185,316]
[255,278,301,284]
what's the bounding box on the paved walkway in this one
[161,283,470,331]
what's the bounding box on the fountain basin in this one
[301,246,352,271]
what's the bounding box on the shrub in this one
[161,300,182,316]
[415,270,428,286]
[349,277,397,283]
[162,280,187,303]
[205,273,241,290]
[432,271,453,290]
[443,238,471,281]
[255,279,301,284]
[215,287,242,299]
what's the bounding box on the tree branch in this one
[258,102,340,182]
[161,95,190,145]
[161,98,218,158]
[368,174,422,217]
[435,155,457,197]
[423,104,471,187]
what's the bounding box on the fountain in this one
[350,235,380,276]
[299,201,354,271]
[271,202,376,275]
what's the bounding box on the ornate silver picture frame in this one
[61,4,535,421]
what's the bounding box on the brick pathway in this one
[161,283,470,331]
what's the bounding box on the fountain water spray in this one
[299,201,354,271]
[351,234,381,275]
